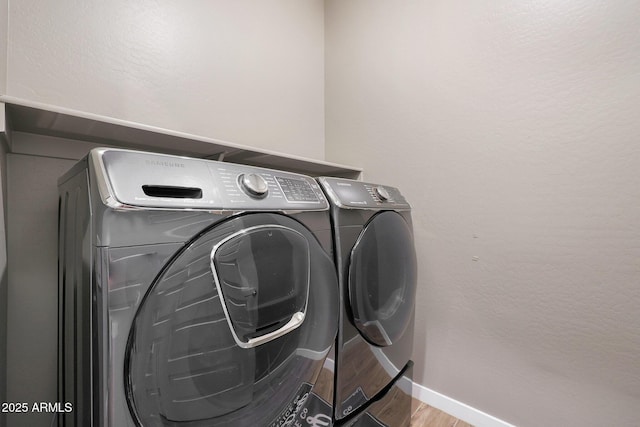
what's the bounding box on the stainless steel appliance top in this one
[89,148,329,211]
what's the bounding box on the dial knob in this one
[374,185,390,201]
[239,173,269,197]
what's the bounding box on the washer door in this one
[125,213,338,426]
[348,211,417,347]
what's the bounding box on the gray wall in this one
[5,0,326,159]
[0,124,8,427]
[325,1,640,426]
[6,150,75,427]
[1,0,7,401]
[0,0,7,95]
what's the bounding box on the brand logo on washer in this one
[145,160,185,168]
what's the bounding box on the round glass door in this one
[125,213,338,426]
[348,211,417,347]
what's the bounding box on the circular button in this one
[374,185,390,201]
[239,173,269,197]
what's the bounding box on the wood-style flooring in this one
[411,399,472,427]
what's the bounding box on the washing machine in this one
[317,177,417,427]
[57,148,339,427]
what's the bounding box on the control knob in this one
[374,185,390,201]
[239,173,269,198]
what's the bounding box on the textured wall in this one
[6,0,325,159]
[0,0,6,94]
[325,1,640,426]
[6,152,76,427]
[0,132,7,427]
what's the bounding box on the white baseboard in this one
[411,382,515,427]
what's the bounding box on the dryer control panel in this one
[92,148,328,211]
[318,177,410,210]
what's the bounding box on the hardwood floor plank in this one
[313,366,334,404]
[410,402,471,427]
[411,398,423,416]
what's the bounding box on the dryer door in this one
[348,211,417,347]
[125,213,338,426]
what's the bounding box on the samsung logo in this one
[145,160,185,168]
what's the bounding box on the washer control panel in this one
[95,149,328,210]
[210,163,325,209]
[275,176,320,203]
[318,177,410,210]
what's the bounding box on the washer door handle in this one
[210,224,311,349]
[240,311,306,349]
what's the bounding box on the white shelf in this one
[0,96,361,179]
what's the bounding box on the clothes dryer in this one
[318,178,417,427]
[58,148,338,427]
